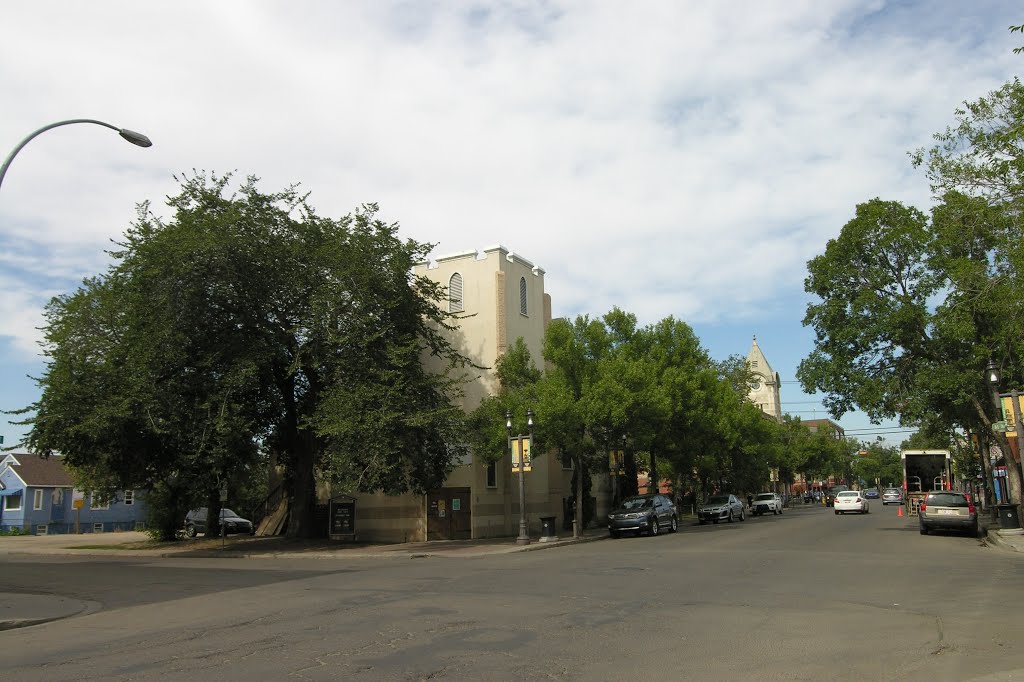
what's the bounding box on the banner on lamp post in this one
[512,437,532,472]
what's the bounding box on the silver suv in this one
[751,492,783,516]
[881,488,903,505]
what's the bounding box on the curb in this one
[178,533,610,560]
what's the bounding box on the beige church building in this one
[332,245,608,542]
[746,336,782,422]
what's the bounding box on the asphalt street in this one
[1,503,1023,681]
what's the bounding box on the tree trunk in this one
[574,453,584,538]
[649,451,658,495]
[287,436,316,538]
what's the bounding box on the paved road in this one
[1,504,1022,681]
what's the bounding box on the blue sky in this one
[1,1,1021,449]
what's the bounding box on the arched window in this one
[519,276,528,316]
[449,273,464,313]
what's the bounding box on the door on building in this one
[427,487,471,540]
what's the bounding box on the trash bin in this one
[539,515,558,542]
[995,503,1021,530]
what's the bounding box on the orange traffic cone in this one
[897,505,903,518]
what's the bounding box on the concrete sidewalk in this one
[0,527,609,560]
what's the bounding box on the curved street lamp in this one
[0,118,152,191]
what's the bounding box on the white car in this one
[834,490,869,514]
[751,492,783,516]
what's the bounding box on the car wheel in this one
[972,523,981,538]
[669,516,678,533]
[834,510,839,515]
[920,525,928,535]
[184,523,197,538]
[727,511,734,523]
[739,509,745,521]
[649,517,659,536]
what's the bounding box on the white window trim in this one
[91,494,109,511]
[4,492,23,511]
[92,523,104,533]
[36,524,48,535]
[123,490,134,506]
[33,489,44,510]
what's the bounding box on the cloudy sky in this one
[1,1,1020,449]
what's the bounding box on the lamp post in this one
[0,119,152,191]
[507,409,532,545]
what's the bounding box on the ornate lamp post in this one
[507,408,533,545]
[1,118,152,191]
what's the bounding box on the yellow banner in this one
[512,437,532,472]
[1002,396,1019,437]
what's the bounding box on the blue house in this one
[0,454,148,535]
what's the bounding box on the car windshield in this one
[220,509,239,517]
[884,489,900,494]
[837,491,859,497]
[755,494,775,501]
[706,496,730,505]
[926,493,968,508]
[620,497,653,510]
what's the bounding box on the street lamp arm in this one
[0,118,152,191]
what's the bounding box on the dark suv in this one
[607,494,679,537]
[825,485,849,507]
[184,508,255,538]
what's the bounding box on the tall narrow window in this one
[486,461,497,488]
[124,490,134,506]
[449,273,464,313]
[33,489,43,510]
[519,276,528,316]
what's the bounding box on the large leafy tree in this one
[803,79,1024,506]
[19,174,471,538]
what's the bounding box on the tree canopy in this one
[18,174,472,538]
[801,78,1024,505]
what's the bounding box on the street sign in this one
[219,481,228,503]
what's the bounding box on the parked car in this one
[184,508,255,538]
[919,491,979,537]
[825,485,849,507]
[881,488,903,505]
[863,488,880,499]
[751,492,783,516]
[607,494,678,537]
[698,494,745,524]
[833,490,869,514]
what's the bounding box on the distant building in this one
[801,418,845,439]
[746,336,782,422]
[0,453,147,534]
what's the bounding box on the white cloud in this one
[0,1,1019,444]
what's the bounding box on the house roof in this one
[3,454,74,487]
